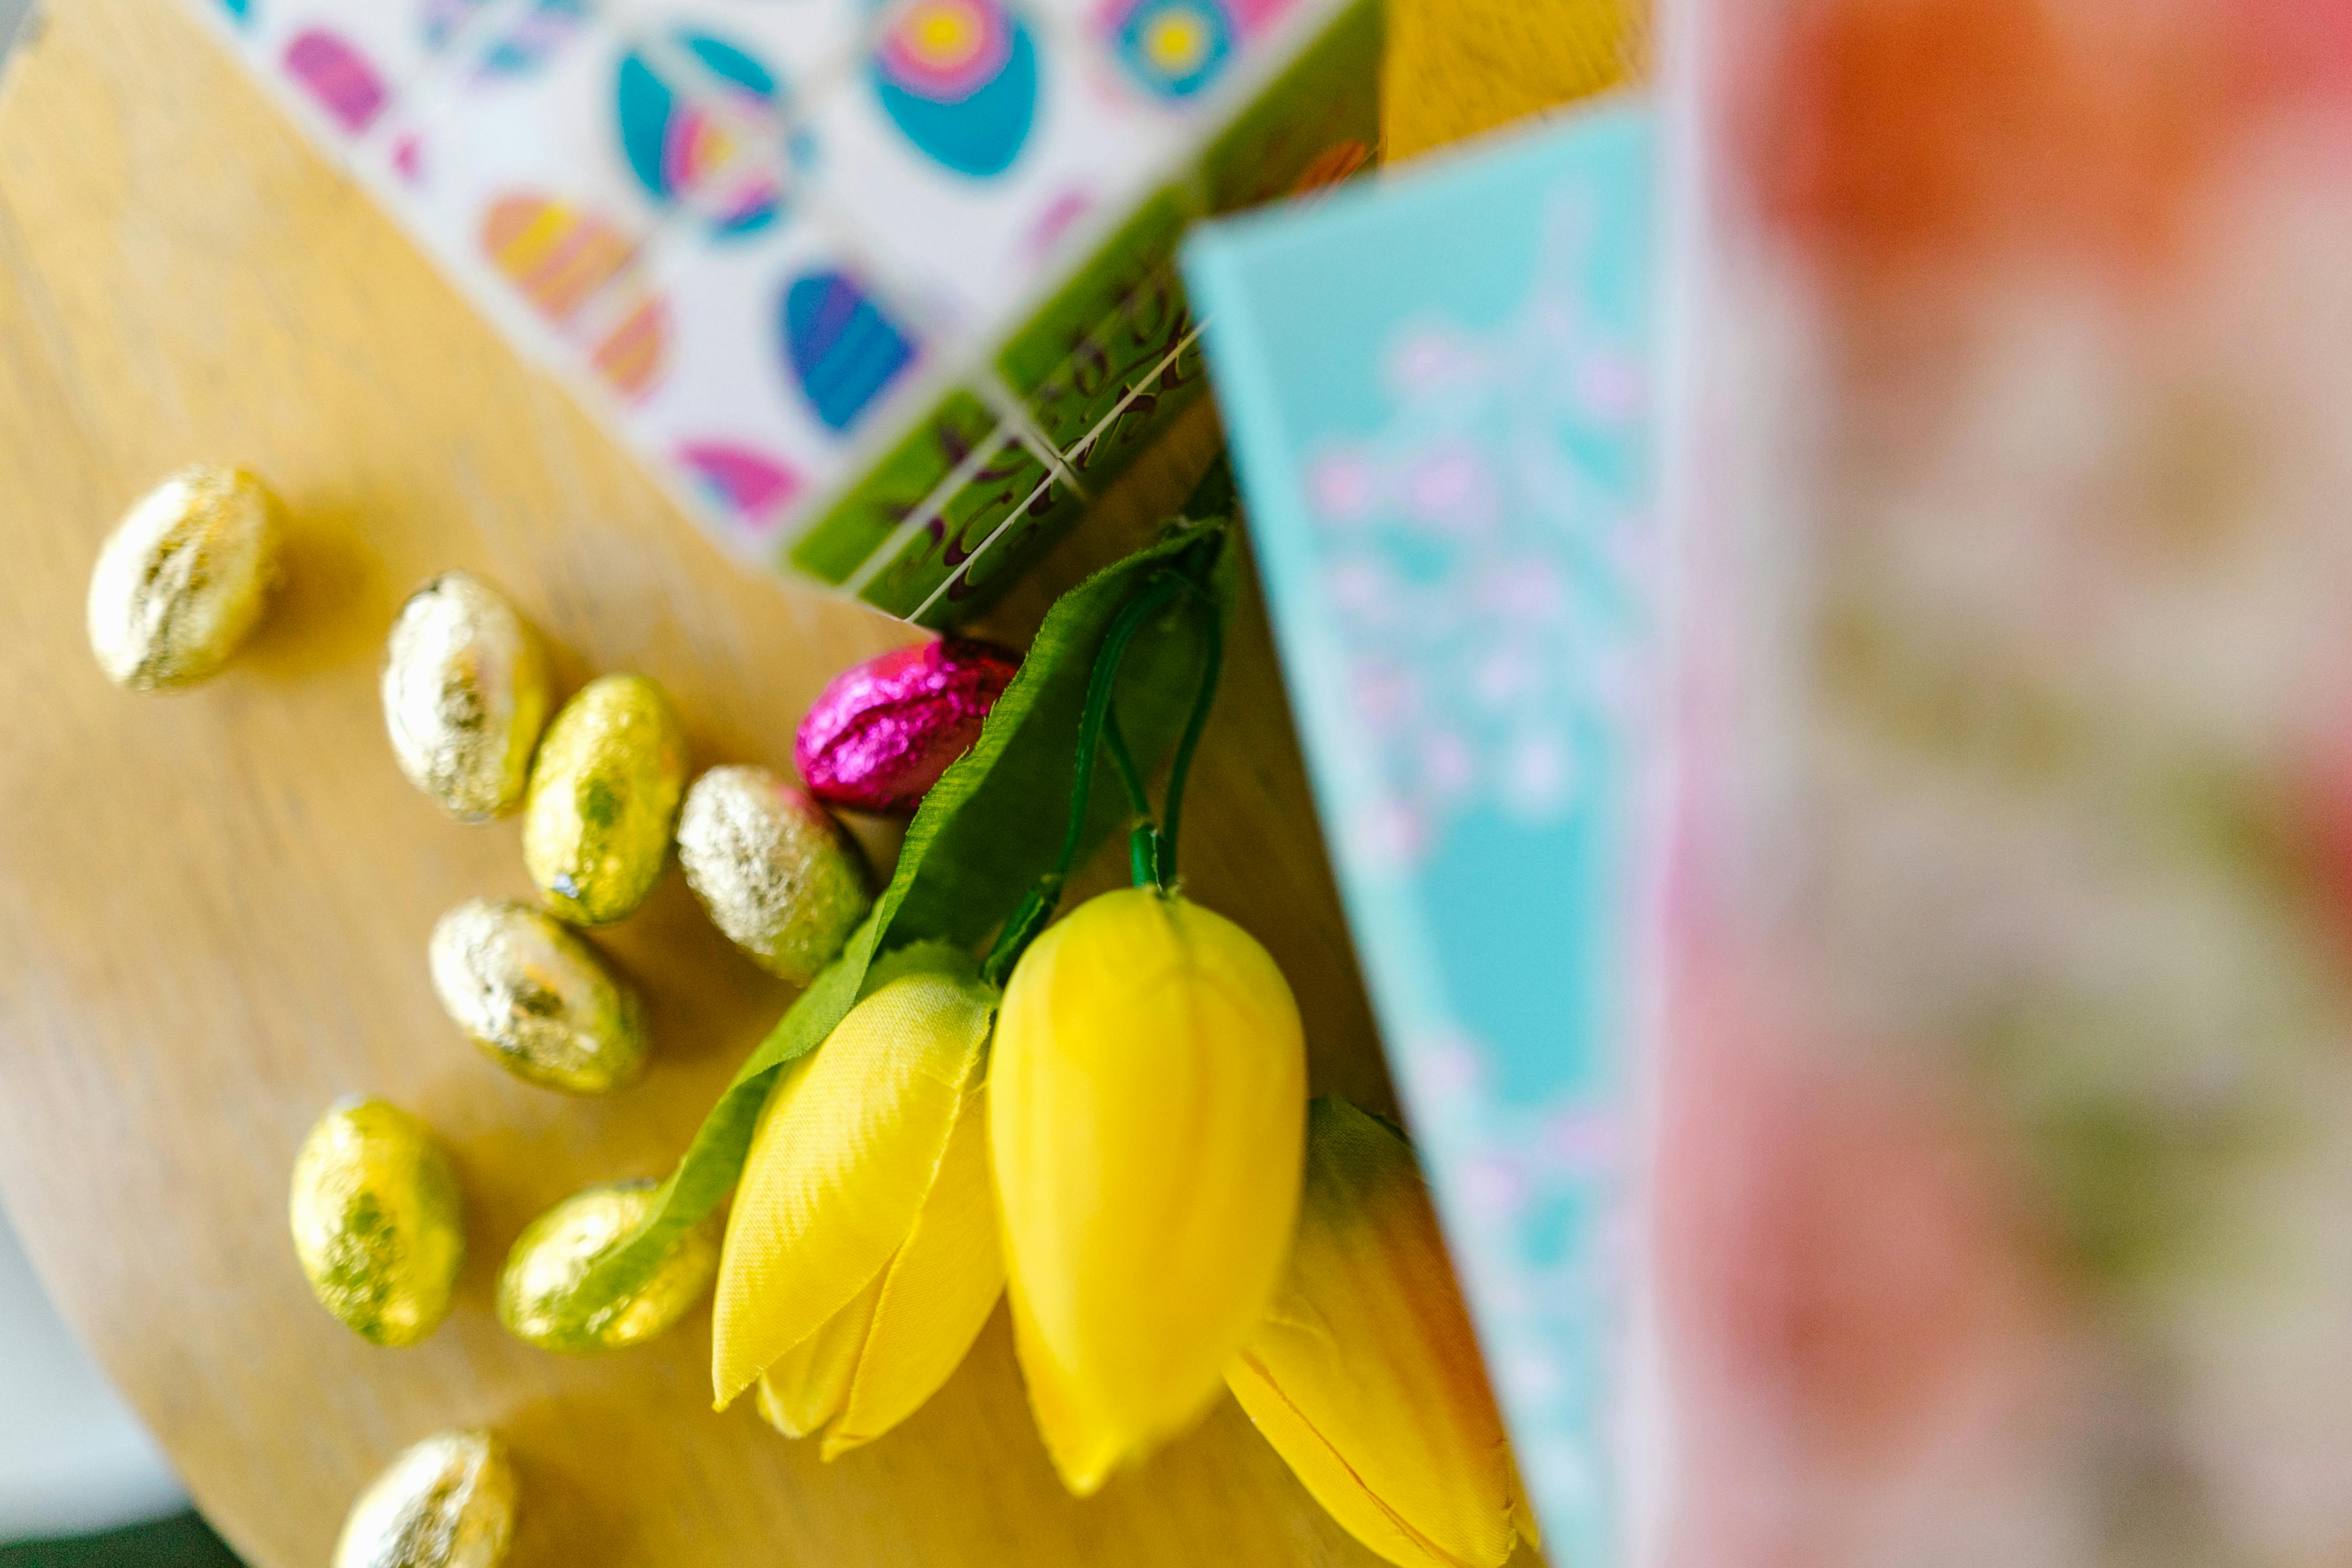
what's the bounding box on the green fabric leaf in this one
[559,518,1231,1329]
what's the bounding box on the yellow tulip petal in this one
[1006,1263,1123,1495]
[1228,1349,1480,1568]
[756,1271,884,1438]
[993,889,1307,1487]
[824,1086,1005,1458]
[1507,1461,1541,1551]
[1227,1099,1517,1568]
[713,954,996,1408]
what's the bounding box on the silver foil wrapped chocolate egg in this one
[522,674,689,926]
[676,765,870,984]
[495,1179,720,1353]
[86,464,283,690]
[382,573,550,822]
[428,898,647,1095]
[290,1097,465,1347]
[333,1429,517,1568]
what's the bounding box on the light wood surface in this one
[0,3,1419,1564]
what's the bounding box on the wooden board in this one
[0,3,1426,1564]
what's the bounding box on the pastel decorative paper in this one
[1186,102,1656,1567]
[182,0,1382,622]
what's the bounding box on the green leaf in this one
[560,518,1232,1328]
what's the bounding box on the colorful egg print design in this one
[1226,0,1302,35]
[870,0,1039,179]
[283,28,391,134]
[419,0,491,53]
[781,270,919,433]
[617,31,812,239]
[472,0,591,78]
[678,442,805,535]
[391,131,426,184]
[1104,0,1235,101]
[215,0,253,26]
[591,295,671,399]
[480,195,671,399]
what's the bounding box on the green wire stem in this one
[979,569,1184,986]
[1152,587,1225,887]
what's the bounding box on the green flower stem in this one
[981,568,1185,985]
[1154,583,1225,888]
[977,511,1233,980]
[1130,821,1165,888]
[1100,707,1155,820]
[980,874,1064,989]
[1055,569,1185,877]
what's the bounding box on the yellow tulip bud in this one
[712,947,1003,1458]
[1227,1098,1530,1568]
[992,887,1307,1495]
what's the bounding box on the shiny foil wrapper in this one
[86,464,283,690]
[677,766,871,985]
[428,899,648,1095]
[522,674,689,926]
[333,1429,517,1568]
[289,1097,466,1348]
[795,638,1020,814]
[382,573,550,823]
[495,1179,720,1353]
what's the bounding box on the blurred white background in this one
[0,1206,186,1538]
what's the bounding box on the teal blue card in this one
[1186,101,1656,1565]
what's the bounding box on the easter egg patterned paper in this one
[481,194,639,325]
[602,216,886,564]
[177,0,1385,613]
[617,29,814,238]
[283,27,390,132]
[781,269,920,433]
[419,0,490,53]
[679,442,805,534]
[1226,0,1306,36]
[1107,0,1235,101]
[480,194,673,398]
[591,296,672,399]
[871,0,1040,178]
[472,0,591,78]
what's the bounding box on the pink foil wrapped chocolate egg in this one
[796,638,1020,814]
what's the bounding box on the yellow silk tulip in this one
[712,946,1004,1458]
[992,887,1307,1495]
[1227,1098,1531,1568]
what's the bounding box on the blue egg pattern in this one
[1113,0,1236,101]
[474,0,589,77]
[870,0,1039,180]
[617,30,803,238]
[781,270,918,432]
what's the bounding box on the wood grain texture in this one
[1383,0,1643,163]
[0,3,1440,1565]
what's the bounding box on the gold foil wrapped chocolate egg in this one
[86,464,283,690]
[428,898,647,1095]
[495,1179,720,1353]
[522,674,688,926]
[290,1097,465,1347]
[382,573,550,822]
[676,765,871,985]
[333,1429,517,1568]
